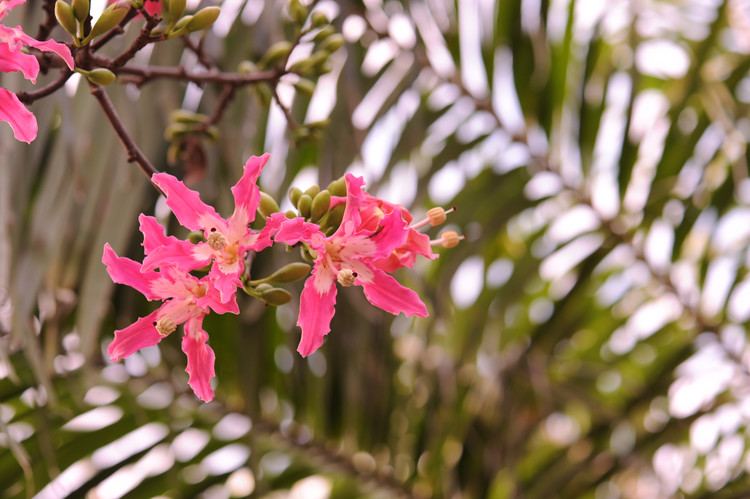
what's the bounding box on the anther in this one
[155,317,177,336]
[431,230,464,249]
[207,231,227,250]
[411,206,457,229]
[336,268,357,287]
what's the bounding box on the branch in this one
[16,69,73,104]
[87,82,161,186]
[110,15,163,68]
[111,63,281,85]
[35,0,58,42]
[90,8,141,52]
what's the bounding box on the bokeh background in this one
[4,0,750,497]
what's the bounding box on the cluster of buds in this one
[103,153,461,401]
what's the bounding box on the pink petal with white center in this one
[208,264,241,304]
[227,154,268,241]
[107,310,163,361]
[152,173,226,233]
[360,267,428,318]
[157,296,199,325]
[0,42,38,81]
[141,238,210,273]
[0,0,26,20]
[182,321,216,402]
[102,243,161,300]
[333,174,366,237]
[296,269,337,356]
[369,209,409,258]
[202,274,240,315]
[272,214,320,246]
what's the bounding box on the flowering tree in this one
[4,0,750,497]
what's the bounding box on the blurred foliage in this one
[5,0,750,497]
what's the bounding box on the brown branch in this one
[110,15,163,68]
[205,84,236,126]
[111,63,281,85]
[88,82,162,187]
[182,36,216,70]
[271,83,298,130]
[35,0,58,41]
[16,68,73,104]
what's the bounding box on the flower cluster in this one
[1,0,74,142]
[103,153,459,401]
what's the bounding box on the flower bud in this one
[260,41,292,68]
[289,186,303,205]
[304,184,320,198]
[238,60,257,73]
[88,3,129,40]
[171,110,209,124]
[310,11,328,28]
[171,14,192,33]
[72,0,89,23]
[187,231,205,243]
[327,177,346,197]
[293,78,316,97]
[150,24,167,36]
[288,0,307,25]
[55,1,77,36]
[261,288,293,306]
[313,26,335,43]
[310,190,330,221]
[165,0,186,23]
[285,210,297,219]
[297,194,312,218]
[322,203,344,231]
[320,34,344,53]
[267,262,311,283]
[164,122,192,140]
[258,191,280,218]
[85,68,116,85]
[186,6,220,32]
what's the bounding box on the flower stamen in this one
[430,230,464,249]
[411,206,456,229]
[336,268,357,287]
[155,317,177,336]
[207,231,227,250]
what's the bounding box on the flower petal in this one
[296,269,337,356]
[182,321,216,402]
[359,267,428,317]
[141,239,210,274]
[0,42,39,81]
[227,154,268,240]
[369,209,409,258]
[374,229,436,272]
[102,243,160,300]
[23,35,74,70]
[0,87,36,142]
[107,310,163,362]
[333,174,366,237]
[152,173,226,233]
[0,0,26,20]
[207,264,241,304]
[272,214,320,246]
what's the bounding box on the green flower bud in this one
[165,0,186,23]
[310,190,330,221]
[258,191,280,218]
[171,14,192,33]
[203,125,221,142]
[297,193,312,218]
[187,231,206,243]
[289,0,307,25]
[55,1,77,37]
[255,283,273,293]
[259,41,292,68]
[285,210,297,219]
[293,78,316,97]
[88,3,129,40]
[327,177,346,197]
[186,6,220,32]
[322,203,345,231]
[313,26,335,43]
[171,110,209,124]
[261,288,293,306]
[310,11,328,28]
[72,0,89,23]
[289,186,303,206]
[164,122,192,140]
[238,60,257,73]
[320,34,344,53]
[266,262,311,283]
[85,68,116,85]
[304,184,320,198]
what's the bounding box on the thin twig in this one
[34,0,58,41]
[271,84,298,130]
[16,68,73,104]
[111,63,281,85]
[87,82,162,187]
[110,15,162,68]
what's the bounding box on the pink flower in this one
[103,240,237,402]
[145,154,283,302]
[296,174,428,357]
[0,0,74,142]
